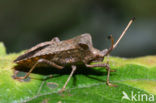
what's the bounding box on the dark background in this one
[0,0,156,57]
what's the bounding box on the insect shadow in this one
[13,64,116,85]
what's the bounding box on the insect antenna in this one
[104,17,135,56]
[104,35,114,56]
[113,17,135,48]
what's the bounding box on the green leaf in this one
[0,42,156,103]
[0,42,6,56]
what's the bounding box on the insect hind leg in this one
[14,59,63,80]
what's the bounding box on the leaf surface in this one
[0,42,156,103]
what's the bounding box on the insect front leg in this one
[59,65,77,93]
[106,54,116,72]
[85,63,116,87]
[14,59,64,80]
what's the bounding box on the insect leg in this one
[106,54,116,72]
[85,63,116,87]
[59,65,77,93]
[37,59,64,69]
[15,59,63,80]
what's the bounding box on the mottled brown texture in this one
[13,33,114,92]
[14,33,108,68]
[13,19,134,92]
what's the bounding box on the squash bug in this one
[13,18,135,92]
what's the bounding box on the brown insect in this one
[14,18,135,92]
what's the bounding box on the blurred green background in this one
[0,0,156,57]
